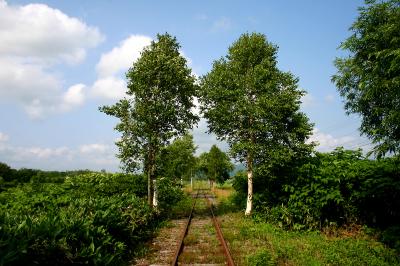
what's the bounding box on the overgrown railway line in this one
[171,188,235,266]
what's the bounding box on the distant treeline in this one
[0,162,92,191]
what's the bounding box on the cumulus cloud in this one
[96,35,151,78]
[0,58,87,118]
[90,35,151,101]
[79,143,109,154]
[61,84,86,110]
[90,34,199,103]
[191,119,228,155]
[91,77,127,101]
[307,128,357,152]
[0,142,118,171]
[0,58,60,103]
[0,1,103,118]
[21,146,71,159]
[301,93,316,108]
[0,1,103,64]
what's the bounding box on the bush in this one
[0,173,156,265]
[233,148,400,232]
[156,177,184,214]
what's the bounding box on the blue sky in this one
[0,0,371,171]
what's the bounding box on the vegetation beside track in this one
[219,211,399,266]
[213,182,400,266]
[0,173,184,266]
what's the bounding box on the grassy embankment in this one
[212,182,400,266]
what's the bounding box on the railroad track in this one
[171,188,235,266]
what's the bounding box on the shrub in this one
[233,148,400,232]
[0,173,156,265]
[156,177,184,214]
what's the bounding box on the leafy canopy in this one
[332,0,400,157]
[200,32,313,166]
[100,33,199,172]
[157,134,197,180]
[196,145,233,184]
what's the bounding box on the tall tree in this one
[206,145,234,185]
[332,0,400,157]
[101,33,198,207]
[200,33,313,215]
[194,146,233,186]
[195,152,209,180]
[157,133,197,181]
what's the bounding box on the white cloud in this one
[307,128,356,152]
[90,35,151,101]
[91,77,127,100]
[0,1,103,64]
[96,35,151,78]
[90,35,198,102]
[0,58,60,102]
[191,97,201,116]
[301,93,316,108]
[0,58,87,118]
[23,146,71,159]
[0,57,63,118]
[0,1,103,118]
[191,118,228,155]
[0,142,119,171]
[79,143,109,154]
[61,84,86,110]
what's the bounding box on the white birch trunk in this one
[245,152,253,216]
[152,179,158,208]
[245,168,253,215]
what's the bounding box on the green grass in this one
[219,212,400,266]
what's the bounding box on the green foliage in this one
[156,177,185,214]
[200,32,314,214]
[195,152,209,179]
[207,145,234,184]
[0,162,13,182]
[0,162,92,192]
[0,172,182,265]
[157,134,197,181]
[246,249,276,266]
[222,213,400,265]
[100,33,199,173]
[234,148,400,233]
[285,148,400,228]
[200,32,313,165]
[232,170,248,209]
[332,0,400,157]
[196,145,233,184]
[381,226,400,251]
[100,33,198,207]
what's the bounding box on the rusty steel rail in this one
[206,195,235,266]
[171,189,199,266]
[171,189,235,266]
